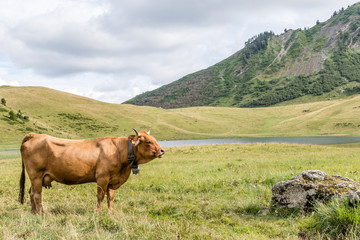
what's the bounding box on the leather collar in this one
[128,139,139,174]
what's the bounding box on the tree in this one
[316,20,320,25]
[17,110,24,119]
[1,98,6,106]
[9,110,17,121]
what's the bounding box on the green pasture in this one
[1,143,360,239]
[2,87,360,145]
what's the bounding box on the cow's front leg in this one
[96,179,109,211]
[107,188,115,211]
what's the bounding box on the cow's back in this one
[20,133,114,184]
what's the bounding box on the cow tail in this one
[19,133,33,204]
[18,159,25,204]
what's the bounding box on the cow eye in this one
[145,141,151,144]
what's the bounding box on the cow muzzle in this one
[158,148,165,158]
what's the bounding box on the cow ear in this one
[129,135,140,146]
[132,138,140,146]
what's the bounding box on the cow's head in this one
[129,128,165,164]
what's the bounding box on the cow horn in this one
[147,129,150,135]
[132,128,141,136]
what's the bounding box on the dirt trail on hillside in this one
[278,95,360,125]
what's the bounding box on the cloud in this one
[0,77,19,86]
[91,74,159,103]
[0,0,357,103]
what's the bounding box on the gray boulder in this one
[272,170,360,211]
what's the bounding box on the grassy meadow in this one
[2,86,360,145]
[2,86,360,238]
[1,143,360,239]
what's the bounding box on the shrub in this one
[8,110,17,121]
[0,106,7,112]
[25,127,34,131]
[17,110,23,119]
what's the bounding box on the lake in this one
[2,136,360,159]
[158,136,360,147]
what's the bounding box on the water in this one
[158,136,360,147]
[0,149,20,159]
[3,137,360,157]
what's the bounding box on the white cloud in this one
[0,0,357,103]
[0,76,19,86]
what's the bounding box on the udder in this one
[42,174,53,189]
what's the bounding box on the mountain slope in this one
[2,86,360,144]
[125,3,360,108]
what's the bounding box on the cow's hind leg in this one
[28,187,36,211]
[107,188,115,211]
[29,179,44,214]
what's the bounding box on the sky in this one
[0,0,357,104]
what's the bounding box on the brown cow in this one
[18,129,164,213]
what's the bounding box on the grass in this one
[2,87,360,145]
[1,143,360,239]
[301,197,360,239]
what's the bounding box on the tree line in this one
[0,98,29,122]
[240,35,360,107]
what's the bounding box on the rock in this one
[272,170,360,211]
[347,190,360,207]
[293,170,327,181]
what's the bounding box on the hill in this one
[2,86,360,144]
[125,3,360,109]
